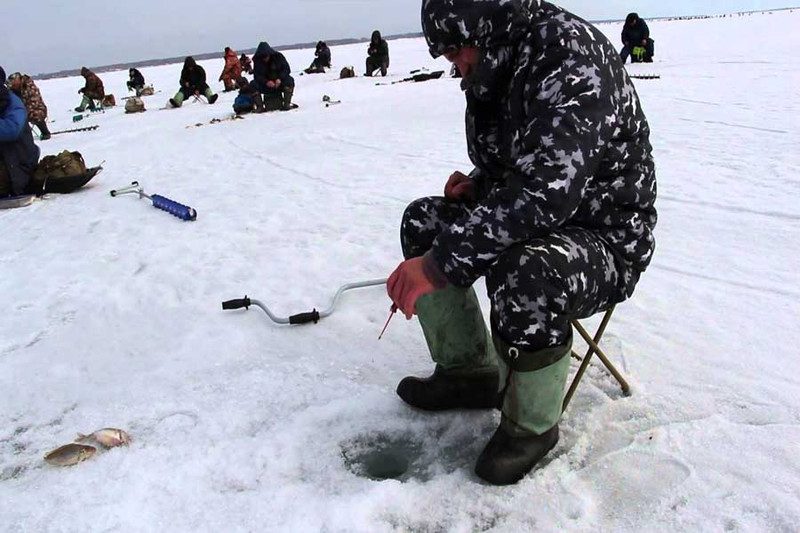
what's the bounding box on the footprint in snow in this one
[718,400,799,428]
[575,450,691,521]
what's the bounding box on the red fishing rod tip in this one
[378,305,398,340]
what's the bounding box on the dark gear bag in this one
[32,150,87,193]
[340,67,355,79]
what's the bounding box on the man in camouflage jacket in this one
[387,0,657,485]
[7,73,50,140]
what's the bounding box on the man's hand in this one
[275,79,282,87]
[444,171,475,202]
[266,80,276,88]
[642,39,648,45]
[387,257,439,319]
[78,88,84,94]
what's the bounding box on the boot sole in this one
[474,431,559,486]
[397,396,498,412]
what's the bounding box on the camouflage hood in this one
[421,0,542,58]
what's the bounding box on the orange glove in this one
[387,255,448,319]
[444,171,475,202]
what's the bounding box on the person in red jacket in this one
[219,47,243,92]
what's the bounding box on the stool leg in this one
[572,319,631,397]
[562,307,631,412]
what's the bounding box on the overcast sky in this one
[2,0,795,74]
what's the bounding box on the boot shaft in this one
[493,332,572,436]
[415,285,496,373]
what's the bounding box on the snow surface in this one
[2,9,800,532]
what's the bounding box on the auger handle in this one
[222,297,251,310]
[289,310,320,325]
[151,194,197,221]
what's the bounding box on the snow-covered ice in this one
[2,9,799,532]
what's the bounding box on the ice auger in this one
[110,181,197,221]
[222,279,388,325]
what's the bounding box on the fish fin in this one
[75,433,89,441]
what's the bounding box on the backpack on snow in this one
[233,94,254,113]
[102,94,116,107]
[125,96,146,113]
[339,66,355,79]
[32,151,88,192]
[138,85,155,97]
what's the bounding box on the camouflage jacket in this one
[220,49,242,81]
[422,0,657,288]
[14,75,48,123]
[81,69,105,99]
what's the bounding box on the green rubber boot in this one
[74,95,92,112]
[169,91,185,108]
[474,332,572,485]
[204,88,219,104]
[396,285,498,411]
[281,86,294,110]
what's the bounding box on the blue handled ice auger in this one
[110,181,197,221]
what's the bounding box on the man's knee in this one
[401,197,438,258]
[487,245,571,349]
[402,197,435,227]
[488,245,564,295]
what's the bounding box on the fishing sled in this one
[0,195,36,210]
[43,166,103,194]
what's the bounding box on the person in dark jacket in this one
[252,42,295,111]
[127,68,146,94]
[304,41,332,74]
[232,76,264,114]
[75,67,105,112]
[169,57,218,108]
[387,0,657,486]
[0,67,40,198]
[621,13,655,63]
[365,30,389,76]
[240,53,253,75]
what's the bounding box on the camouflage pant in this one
[401,197,635,350]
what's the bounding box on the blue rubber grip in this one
[151,194,197,221]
